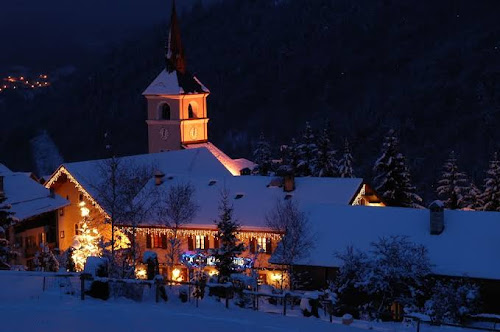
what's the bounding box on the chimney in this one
[154,170,165,186]
[283,173,295,192]
[0,176,3,194]
[429,200,444,235]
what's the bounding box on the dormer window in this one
[235,194,244,200]
[161,103,171,120]
[208,180,217,186]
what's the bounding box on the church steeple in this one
[166,0,186,74]
[142,0,210,153]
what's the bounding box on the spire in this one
[166,0,186,74]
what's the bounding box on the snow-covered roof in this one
[139,175,363,230]
[288,205,500,280]
[142,69,209,95]
[45,148,233,215]
[0,164,68,221]
[185,142,257,176]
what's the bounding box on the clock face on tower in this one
[159,127,169,141]
[189,126,198,140]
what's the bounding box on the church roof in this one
[142,69,209,96]
[184,142,255,175]
[0,164,68,221]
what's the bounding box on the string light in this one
[121,226,282,241]
[45,166,108,217]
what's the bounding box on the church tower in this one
[143,1,209,153]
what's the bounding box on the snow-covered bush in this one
[34,244,59,272]
[424,280,480,324]
[333,236,431,320]
[300,292,320,318]
[330,246,370,318]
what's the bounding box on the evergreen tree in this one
[436,151,470,209]
[315,127,337,177]
[480,152,500,211]
[338,138,355,178]
[253,132,273,176]
[278,139,300,176]
[0,189,14,268]
[297,122,317,176]
[373,130,422,208]
[462,181,481,210]
[212,190,245,282]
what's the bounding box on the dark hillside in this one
[1,0,499,202]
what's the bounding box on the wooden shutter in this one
[146,234,152,248]
[214,237,219,249]
[204,236,209,250]
[161,234,168,249]
[188,236,194,251]
[266,238,272,254]
[249,238,255,254]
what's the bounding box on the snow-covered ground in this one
[0,271,492,332]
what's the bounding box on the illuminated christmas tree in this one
[71,202,102,271]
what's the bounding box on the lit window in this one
[257,237,267,253]
[195,235,205,250]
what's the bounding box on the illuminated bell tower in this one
[143,1,210,153]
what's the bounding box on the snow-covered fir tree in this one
[297,122,317,176]
[462,181,481,210]
[480,152,500,211]
[212,190,245,282]
[0,190,14,269]
[253,132,273,176]
[315,127,337,177]
[436,151,470,209]
[278,139,300,176]
[337,138,355,178]
[373,130,422,208]
[30,130,64,176]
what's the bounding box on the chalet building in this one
[277,204,500,313]
[44,149,379,283]
[0,164,68,269]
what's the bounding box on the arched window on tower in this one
[160,103,171,120]
[188,103,196,119]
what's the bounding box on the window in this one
[195,235,205,250]
[161,103,171,120]
[79,194,83,202]
[59,208,64,216]
[188,104,195,118]
[153,234,162,248]
[257,237,267,253]
[75,223,80,236]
